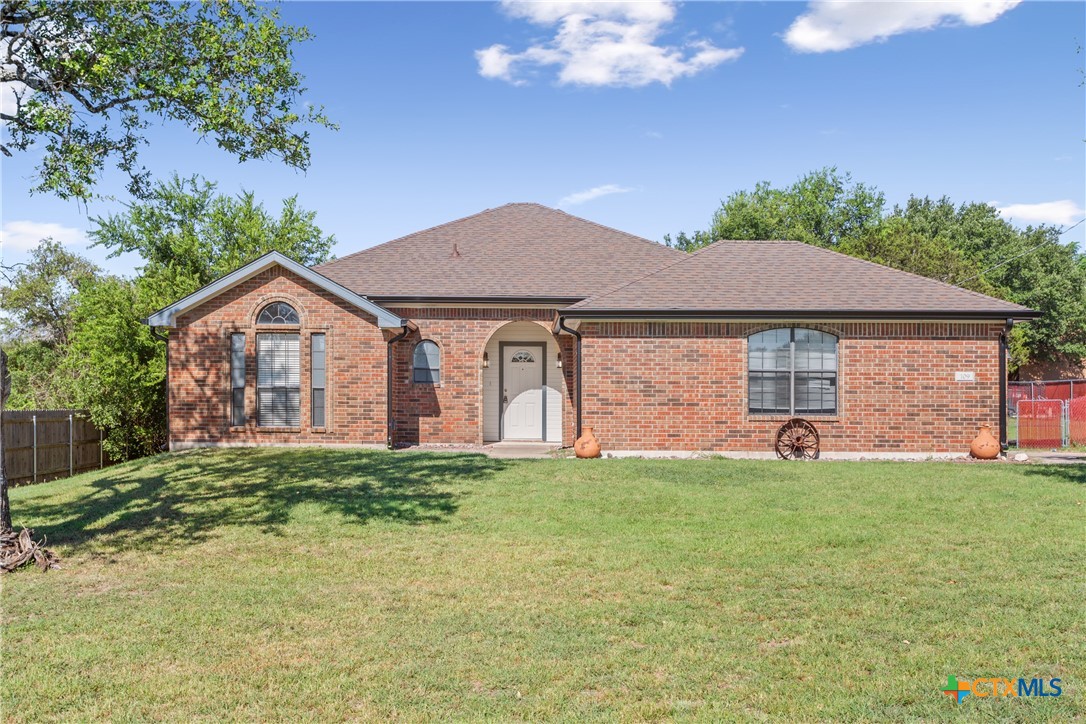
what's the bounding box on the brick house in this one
[147,203,1037,457]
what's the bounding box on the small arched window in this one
[257,302,299,325]
[510,350,535,363]
[413,340,441,384]
[748,328,837,415]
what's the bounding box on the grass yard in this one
[2,449,1083,721]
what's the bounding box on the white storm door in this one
[502,346,543,440]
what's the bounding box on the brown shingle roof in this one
[315,203,685,301]
[565,240,1037,319]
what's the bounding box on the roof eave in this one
[144,251,406,329]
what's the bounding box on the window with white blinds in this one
[257,333,300,427]
[230,333,246,426]
[311,333,326,428]
[748,328,837,415]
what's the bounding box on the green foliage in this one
[705,167,885,248]
[888,197,1086,368]
[1,238,100,345]
[837,216,993,293]
[671,169,1086,371]
[90,174,335,292]
[61,276,166,460]
[0,239,100,409]
[1,0,335,200]
[662,229,712,252]
[1,341,68,410]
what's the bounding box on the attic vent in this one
[451,243,462,258]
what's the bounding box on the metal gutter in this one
[371,295,585,306]
[999,318,1013,451]
[386,323,414,449]
[557,317,582,441]
[557,309,1042,322]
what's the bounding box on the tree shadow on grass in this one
[13,448,511,554]
[1020,463,1086,486]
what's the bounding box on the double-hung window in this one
[230,333,246,426]
[311,333,326,428]
[748,328,837,415]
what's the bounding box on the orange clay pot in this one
[970,424,1000,460]
[574,426,602,459]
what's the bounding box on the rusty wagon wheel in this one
[775,418,820,460]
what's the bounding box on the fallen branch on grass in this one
[0,528,61,573]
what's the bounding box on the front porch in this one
[481,320,569,445]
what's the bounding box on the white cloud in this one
[0,221,87,254]
[476,1,744,88]
[784,1,1021,53]
[1,39,31,124]
[996,200,1084,227]
[558,184,634,207]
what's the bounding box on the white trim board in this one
[145,251,405,329]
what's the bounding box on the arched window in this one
[257,301,299,325]
[255,302,300,427]
[510,350,535,363]
[413,340,441,384]
[748,328,837,415]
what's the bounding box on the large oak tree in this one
[1,0,333,200]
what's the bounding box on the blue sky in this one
[2,1,1084,277]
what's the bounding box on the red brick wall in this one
[578,321,1003,453]
[170,274,1001,455]
[386,307,573,446]
[169,268,389,448]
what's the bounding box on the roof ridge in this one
[316,202,681,271]
[712,239,804,244]
[552,206,688,258]
[569,238,722,309]
[316,204,516,269]
[797,242,1028,310]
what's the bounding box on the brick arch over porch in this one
[386,308,576,447]
[478,320,571,444]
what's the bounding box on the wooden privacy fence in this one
[2,410,107,486]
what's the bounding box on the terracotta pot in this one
[970,424,1000,460]
[575,426,601,459]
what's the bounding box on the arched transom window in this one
[510,350,535,363]
[257,302,300,325]
[748,328,837,415]
[413,340,441,384]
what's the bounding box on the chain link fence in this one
[1009,380,1086,448]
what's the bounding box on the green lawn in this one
[3,450,1083,721]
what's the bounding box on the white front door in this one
[502,346,543,440]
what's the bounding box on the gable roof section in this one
[315,203,685,301]
[145,251,405,328]
[564,240,1038,320]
